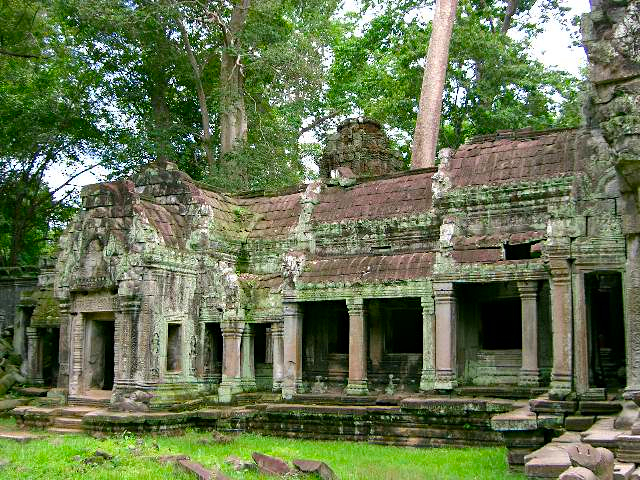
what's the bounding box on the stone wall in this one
[0,266,38,333]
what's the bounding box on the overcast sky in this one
[48,0,593,194]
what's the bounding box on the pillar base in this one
[218,378,242,403]
[549,374,572,400]
[272,380,283,392]
[420,369,436,392]
[240,379,257,392]
[345,380,369,396]
[434,370,457,391]
[282,379,303,400]
[518,369,540,387]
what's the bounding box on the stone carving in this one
[385,374,396,395]
[111,390,153,412]
[564,444,614,480]
[150,332,160,378]
[311,376,327,394]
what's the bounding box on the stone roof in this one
[312,170,435,224]
[299,252,435,285]
[236,192,304,240]
[445,128,584,187]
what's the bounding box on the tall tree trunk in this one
[176,16,215,171]
[500,0,519,34]
[220,48,247,154]
[219,0,250,156]
[411,0,458,169]
[149,77,172,164]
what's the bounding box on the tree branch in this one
[299,111,340,135]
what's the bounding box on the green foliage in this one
[327,0,583,159]
[0,418,525,479]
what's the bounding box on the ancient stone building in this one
[9,4,640,470]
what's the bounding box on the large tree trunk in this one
[219,0,250,156]
[220,49,247,154]
[149,77,172,164]
[176,16,215,171]
[411,0,458,169]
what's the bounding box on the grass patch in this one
[0,418,525,479]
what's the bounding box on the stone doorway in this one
[366,298,422,390]
[203,322,223,378]
[586,272,625,390]
[253,323,273,390]
[302,300,349,387]
[41,327,59,387]
[84,314,115,391]
[457,282,523,385]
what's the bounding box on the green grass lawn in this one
[0,417,525,479]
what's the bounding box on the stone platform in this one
[11,395,515,448]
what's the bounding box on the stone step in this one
[53,417,83,428]
[58,406,98,418]
[0,431,43,442]
[47,427,84,435]
[524,443,572,478]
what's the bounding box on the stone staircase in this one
[47,406,98,435]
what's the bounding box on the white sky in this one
[47,0,592,195]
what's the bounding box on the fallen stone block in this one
[566,443,614,479]
[177,459,214,479]
[0,431,42,443]
[293,459,338,480]
[225,455,257,472]
[252,452,291,476]
[560,466,599,480]
[157,454,190,464]
[614,462,635,480]
[566,416,596,432]
[630,466,640,480]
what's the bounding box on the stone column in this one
[68,311,83,396]
[346,297,368,395]
[572,272,589,396]
[282,302,303,399]
[115,296,141,387]
[12,307,27,376]
[218,322,244,403]
[271,322,284,391]
[549,266,573,399]
[420,294,436,391]
[57,301,71,388]
[517,281,540,387]
[240,323,257,392]
[25,327,43,385]
[433,282,457,390]
[624,235,640,398]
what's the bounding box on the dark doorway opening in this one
[480,298,522,350]
[254,323,268,364]
[85,316,115,391]
[41,327,60,387]
[167,324,182,372]
[586,272,625,389]
[302,300,350,384]
[204,323,222,375]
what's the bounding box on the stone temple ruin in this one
[2,0,640,477]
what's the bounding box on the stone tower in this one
[319,117,404,179]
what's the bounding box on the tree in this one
[0,1,111,266]
[328,0,582,163]
[411,0,458,169]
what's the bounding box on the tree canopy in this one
[0,0,584,266]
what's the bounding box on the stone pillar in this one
[115,296,141,387]
[12,307,28,376]
[420,294,436,391]
[218,322,244,403]
[25,327,43,385]
[240,323,257,392]
[624,235,640,397]
[517,281,540,387]
[68,311,83,396]
[572,272,590,396]
[549,267,573,399]
[271,322,284,391]
[282,302,303,399]
[57,301,71,388]
[434,282,457,390]
[346,297,368,395]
